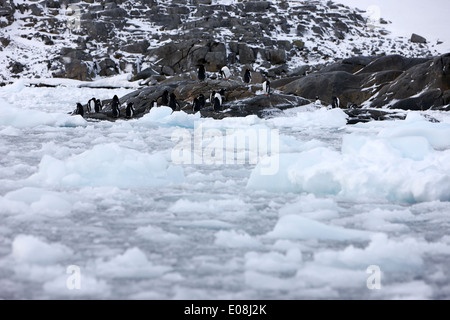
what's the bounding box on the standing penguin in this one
[213,97,222,112]
[151,100,158,109]
[169,93,180,111]
[87,98,96,114]
[209,90,216,106]
[75,103,84,117]
[192,97,201,113]
[198,64,206,81]
[161,90,169,106]
[111,95,120,118]
[331,96,340,109]
[126,102,135,118]
[95,99,102,113]
[262,80,271,96]
[220,66,231,80]
[243,69,252,84]
[314,96,322,107]
[198,94,206,109]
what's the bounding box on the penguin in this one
[169,93,179,111]
[161,90,169,106]
[331,96,340,109]
[151,100,158,109]
[213,97,222,112]
[75,103,84,117]
[262,80,271,96]
[314,96,322,107]
[209,90,216,106]
[95,99,102,113]
[198,94,206,109]
[220,66,231,80]
[111,95,120,118]
[214,91,223,106]
[243,69,252,84]
[126,102,135,118]
[219,89,226,102]
[198,64,206,81]
[192,97,201,113]
[87,98,96,114]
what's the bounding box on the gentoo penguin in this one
[75,103,84,117]
[213,97,222,112]
[314,96,322,107]
[126,102,135,118]
[87,98,96,114]
[169,93,179,111]
[198,64,206,81]
[151,100,158,109]
[215,91,223,105]
[161,90,169,106]
[243,69,252,84]
[198,94,206,109]
[262,80,271,96]
[192,97,201,113]
[209,90,216,106]
[331,96,340,109]
[111,95,120,118]
[220,66,231,80]
[95,99,102,113]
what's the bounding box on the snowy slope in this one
[0,0,442,83]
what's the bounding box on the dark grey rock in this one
[411,33,427,44]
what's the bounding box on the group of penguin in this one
[193,65,271,113]
[73,64,271,119]
[74,95,135,119]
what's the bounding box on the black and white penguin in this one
[314,96,322,107]
[87,98,96,114]
[263,80,271,96]
[213,96,222,112]
[111,95,120,118]
[220,66,231,80]
[198,64,206,81]
[126,102,135,118]
[169,93,180,111]
[209,90,216,106]
[198,94,206,109]
[331,96,340,109]
[161,90,169,106]
[192,97,201,113]
[75,103,84,117]
[243,69,252,84]
[151,100,158,109]
[95,99,102,113]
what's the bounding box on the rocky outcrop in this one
[0,0,440,81]
[281,53,450,110]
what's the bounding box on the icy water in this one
[1,81,450,300]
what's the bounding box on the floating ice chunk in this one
[378,113,450,149]
[214,230,262,248]
[248,134,450,203]
[136,106,201,128]
[245,248,302,273]
[27,143,185,188]
[95,247,171,278]
[43,273,111,298]
[266,215,372,241]
[136,225,182,242]
[314,233,450,272]
[4,187,73,217]
[12,235,73,265]
[270,107,348,129]
[0,98,87,128]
